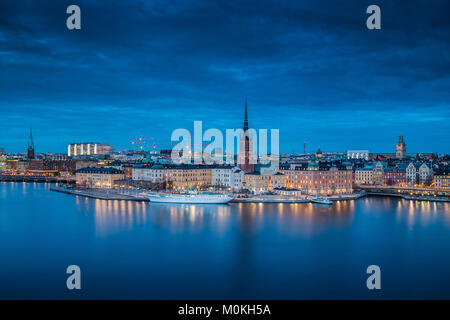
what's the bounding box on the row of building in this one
[74,161,355,196]
[354,161,449,189]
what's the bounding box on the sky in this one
[0,0,449,154]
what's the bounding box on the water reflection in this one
[394,198,450,229]
[77,198,148,236]
[72,193,450,237]
[84,199,358,237]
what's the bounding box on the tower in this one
[238,99,254,173]
[27,126,35,159]
[396,135,406,160]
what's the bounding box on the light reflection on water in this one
[76,194,450,238]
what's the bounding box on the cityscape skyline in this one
[1,117,449,155]
[1,0,449,153]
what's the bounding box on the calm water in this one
[1,182,450,299]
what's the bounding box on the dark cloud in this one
[0,0,449,153]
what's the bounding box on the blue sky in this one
[0,0,449,154]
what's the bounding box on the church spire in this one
[243,98,248,131]
[28,126,34,149]
[27,126,35,159]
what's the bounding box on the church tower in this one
[396,135,406,160]
[27,126,35,159]
[238,99,254,173]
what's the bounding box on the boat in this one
[147,190,234,204]
[311,196,333,205]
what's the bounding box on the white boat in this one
[311,196,333,205]
[147,191,234,204]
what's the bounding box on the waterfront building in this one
[0,148,5,155]
[238,99,255,173]
[131,164,216,190]
[280,162,352,195]
[396,135,406,160]
[347,150,369,161]
[355,166,374,185]
[434,167,449,190]
[27,127,35,159]
[68,143,111,156]
[211,166,244,191]
[75,167,124,188]
[244,172,286,194]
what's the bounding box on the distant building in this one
[68,143,111,156]
[75,167,124,188]
[396,135,406,160]
[0,148,5,155]
[347,150,369,161]
[27,127,35,159]
[315,146,323,159]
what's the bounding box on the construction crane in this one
[129,136,152,152]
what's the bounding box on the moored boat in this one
[147,190,234,204]
[311,196,333,205]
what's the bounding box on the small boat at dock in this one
[311,196,333,205]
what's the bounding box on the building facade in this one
[355,166,374,185]
[434,167,449,190]
[280,162,352,195]
[75,167,124,188]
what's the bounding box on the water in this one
[1,182,450,299]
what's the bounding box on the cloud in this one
[0,0,449,153]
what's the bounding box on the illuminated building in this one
[383,164,407,186]
[280,162,353,195]
[406,162,432,186]
[132,164,215,190]
[68,143,111,156]
[75,167,124,188]
[347,150,369,161]
[211,166,244,191]
[355,166,374,185]
[315,146,323,158]
[244,172,286,194]
[434,167,449,190]
[372,161,385,185]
